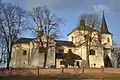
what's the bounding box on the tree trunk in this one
[6,53,11,68]
[43,52,47,68]
[6,44,12,69]
[43,37,49,68]
[6,50,12,68]
[86,41,90,67]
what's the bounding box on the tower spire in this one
[101,11,110,34]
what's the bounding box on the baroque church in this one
[10,13,113,68]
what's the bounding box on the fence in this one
[0,68,120,76]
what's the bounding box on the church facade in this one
[10,13,113,68]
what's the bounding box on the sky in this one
[2,0,120,44]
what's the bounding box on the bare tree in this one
[80,13,101,29]
[0,2,27,68]
[76,13,102,67]
[0,0,8,67]
[112,43,120,68]
[29,6,61,68]
[0,38,7,67]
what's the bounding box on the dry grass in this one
[1,73,120,80]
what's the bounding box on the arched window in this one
[90,49,95,55]
[107,38,110,42]
[23,50,27,55]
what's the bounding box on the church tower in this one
[100,11,113,64]
[100,12,112,48]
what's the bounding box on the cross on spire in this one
[102,11,104,15]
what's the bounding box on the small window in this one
[90,49,95,55]
[107,38,110,42]
[72,36,74,41]
[23,61,27,64]
[60,61,65,65]
[23,50,27,55]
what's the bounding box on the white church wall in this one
[101,34,112,47]
[56,59,63,68]
[10,43,30,68]
[89,46,104,68]
[46,47,56,68]
[30,47,56,68]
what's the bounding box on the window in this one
[107,38,110,42]
[90,49,95,55]
[23,50,27,55]
[72,36,74,41]
[60,61,65,65]
[23,61,27,64]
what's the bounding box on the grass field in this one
[0,73,120,80]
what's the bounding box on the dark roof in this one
[55,40,75,47]
[14,38,75,47]
[101,12,111,34]
[56,53,65,59]
[56,52,82,60]
[14,38,34,44]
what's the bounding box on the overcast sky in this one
[3,0,120,44]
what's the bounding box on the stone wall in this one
[0,68,120,76]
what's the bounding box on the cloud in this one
[104,0,120,12]
[28,0,59,10]
[3,0,28,10]
[2,0,120,12]
[28,0,120,12]
[28,0,97,12]
[92,5,110,14]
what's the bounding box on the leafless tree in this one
[80,13,101,30]
[29,6,61,68]
[77,13,102,67]
[0,0,8,67]
[0,2,27,68]
[112,43,120,68]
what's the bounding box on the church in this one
[10,13,113,68]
